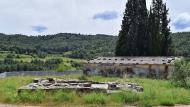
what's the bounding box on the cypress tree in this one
[150,0,173,56]
[115,0,148,56]
[115,0,136,56]
[161,3,173,56]
[116,0,173,56]
[150,0,163,56]
[148,7,155,56]
[136,0,149,56]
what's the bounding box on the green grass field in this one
[1,75,190,106]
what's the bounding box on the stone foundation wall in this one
[85,64,174,79]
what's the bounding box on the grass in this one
[1,75,190,106]
[83,92,107,105]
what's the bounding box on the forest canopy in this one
[0,32,189,59]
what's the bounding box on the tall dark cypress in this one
[115,0,148,56]
[161,3,173,56]
[136,0,149,56]
[116,0,172,56]
[150,0,163,56]
[115,0,130,56]
[150,0,173,56]
[115,0,136,56]
[148,7,155,56]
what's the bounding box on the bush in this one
[78,75,88,81]
[56,63,72,72]
[170,60,190,88]
[70,61,83,68]
[6,54,15,58]
[4,58,17,64]
[45,58,63,65]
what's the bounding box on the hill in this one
[172,32,190,56]
[0,33,117,59]
[0,32,190,59]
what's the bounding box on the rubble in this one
[18,78,144,93]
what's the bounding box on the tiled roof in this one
[88,57,182,65]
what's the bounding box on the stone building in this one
[85,57,182,79]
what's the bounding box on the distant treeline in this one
[0,57,62,72]
[0,32,189,59]
[0,54,83,72]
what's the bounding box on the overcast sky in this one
[0,0,189,36]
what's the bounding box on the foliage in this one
[170,60,190,88]
[78,75,88,80]
[172,32,190,56]
[0,32,190,58]
[0,33,116,59]
[56,63,72,72]
[116,0,173,56]
[116,0,149,56]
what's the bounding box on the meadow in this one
[0,75,190,107]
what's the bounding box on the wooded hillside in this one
[0,32,189,59]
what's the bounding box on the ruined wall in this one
[85,64,174,79]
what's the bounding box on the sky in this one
[0,0,189,36]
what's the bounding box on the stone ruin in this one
[18,78,144,93]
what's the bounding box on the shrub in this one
[70,61,83,68]
[170,60,190,88]
[56,63,72,72]
[45,58,63,65]
[78,75,88,80]
[16,55,20,59]
[6,54,15,58]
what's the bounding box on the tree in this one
[115,0,133,56]
[161,3,173,56]
[115,0,149,56]
[150,0,173,56]
[136,0,149,56]
[149,0,163,56]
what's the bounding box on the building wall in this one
[85,64,174,79]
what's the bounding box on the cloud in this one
[0,0,189,35]
[172,13,190,31]
[93,11,118,20]
[32,25,48,33]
